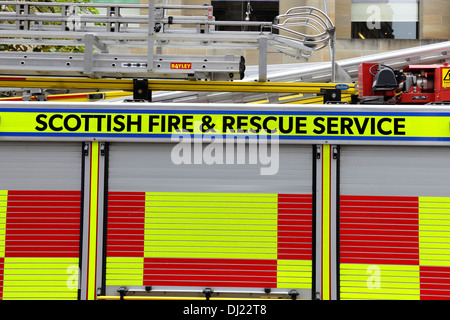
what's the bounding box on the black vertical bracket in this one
[316,146,321,159]
[203,288,213,301]
[83,143,89,156]
[332,146,339,159]
[117,287,128,300]
[133,79,152,102]
[289,290,299,300]
[320,88,341,103]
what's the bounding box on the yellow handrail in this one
[0,76,357,95]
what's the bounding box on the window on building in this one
[211,0,279,32]
[351,0,419,39]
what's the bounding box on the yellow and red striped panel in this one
[340,195,450,300]
[0,190,81,300]
[106,192,313,290]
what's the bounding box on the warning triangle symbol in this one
[444,69,450,81]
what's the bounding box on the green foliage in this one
[0,0,99,53]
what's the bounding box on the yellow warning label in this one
[443,68,450,87]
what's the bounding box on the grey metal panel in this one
[108,142,312,194]
[339,145,450,300]
[0,141,82,300]
[340,145,450,197]
[106,142,314,298]
[0,141,82,190]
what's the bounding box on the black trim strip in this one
[78,142,87,300]
[335,145,341,301]
[311,144,317,300]
[100,142,110,296]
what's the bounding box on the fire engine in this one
[0,1,450,303]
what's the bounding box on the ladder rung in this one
[0,52,246,81]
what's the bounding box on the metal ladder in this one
[149,41,450,104]
[1,41,448,104]
[0,1,335,81]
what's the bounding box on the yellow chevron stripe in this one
[340,263,420,300]
[148,229,275,237]
[143,247,277,260]
[145,240,277,248]
[2,257,79,300]
[144,192,278,259]
[145,216,277,224]
[419,197,450,266]
[2,257,78,264]
[145,223,277,232]
[145,235,276,243]
[277,260,312,289]
[105,257,144,286]
[2,291,77,300]
[146,193,277,202]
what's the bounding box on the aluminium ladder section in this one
[0,2,335,81]
[0,2,244,80]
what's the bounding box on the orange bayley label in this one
[170,62,192,70]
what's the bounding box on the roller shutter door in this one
[0,142,82,300]
[339,146,450,300]
[105,142,314,298]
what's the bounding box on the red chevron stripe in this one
[107,192,145,257]
[4,191,81,258]
[420,266,450,300]
[143,257,277,288]
[340,195,419,265]
[278,194,313,260]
